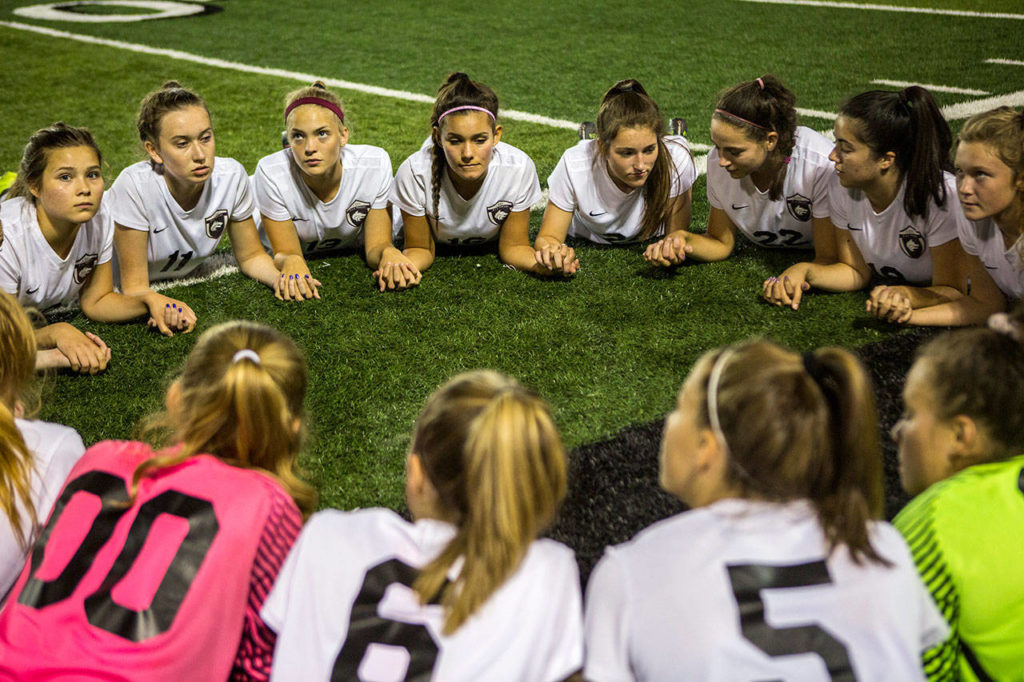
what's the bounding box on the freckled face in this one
[30,145,104,228]
[954,141,1020,224]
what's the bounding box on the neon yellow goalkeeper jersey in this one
[895,454,1024,682]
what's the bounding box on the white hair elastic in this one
[232,349,261,365]
[987,312,1022,342]
[706,347,736,456]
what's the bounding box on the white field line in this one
[987,58,1024,66]
[871,79,988,96]
[797,107,837,121]
[941,90,1024,120]
[736,0,1024,20]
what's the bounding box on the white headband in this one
[232,349,261,365]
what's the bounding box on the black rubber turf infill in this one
[547,327,942,587]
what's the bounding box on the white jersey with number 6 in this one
[391,140,542,245]
[830,172,960,284]
[263,508,583,682]
[252,144,392,253]
[108,158,255,282]
[546,135,696,244]
[0,196,112,310]
[584,499,947,682]
[707,126,833,249]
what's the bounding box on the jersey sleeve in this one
[706,149,725,210]
[108,171,151,232]
[251,158,291,222]
[96,205,114,266]
[513,155,543,212]
[666,137,697,197]
[230,489,303,681]
[0,230,22,295]
[228,161,257,222]
[809,158,833,220]
[583,550,635,682]
[391,155,427,217]
[371,151,394,210]
[828,174,850,231]
[546,150,577,214]
[894,495,960,682]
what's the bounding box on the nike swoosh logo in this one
[153,226,168,234]
[588,210,607,217]
[846,223,863,231]
[292,217,309,223]
[986,265,999,270]
[731,204,748,210]
[25,286,39,294]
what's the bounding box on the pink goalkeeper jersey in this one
[0,440,302,682]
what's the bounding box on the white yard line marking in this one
[736,0,1024,20]
[871,79,989,96]
[940,90,1024,121]
[797,107,837,121]
[986,58,1024,66]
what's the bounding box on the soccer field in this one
[1,0,1020,575]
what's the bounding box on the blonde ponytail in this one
[411,371,567,635]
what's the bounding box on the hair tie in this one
[706,348,736,457]
[987,312,1023,342]
[437,105,496,123]
[232,349,261,365]
[756,77,765,90]
[714,108,769,131]
[897,89,912,115]
[285,96,345,124]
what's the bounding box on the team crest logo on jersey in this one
[487,200,514,226]
[898,225,926,259]
[346,200,371,228]
[73,253,99,284]
[785,193,812,222]
[205,209,228,239]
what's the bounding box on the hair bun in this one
[162,80,183,90]
[311,80,327,90]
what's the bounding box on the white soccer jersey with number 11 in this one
[263,508,583,682]
[584,498,948,682]
[108,158,255,283]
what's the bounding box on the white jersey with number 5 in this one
[263,508,583,682]
[0,196,112,310]
[584,499,947,682]
[546,135,696,244]
[391,140,542,245]
[108,158,255,282]
[830,172,960,284]
[252,145,392,253]
[707,126,833,249]
[957,216,1024,300]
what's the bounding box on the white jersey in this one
[830,172,960,284]
[957,215,1024,300]
[391,140,542,245]
[547,136,697,244]
[707,126,833,249]
[108,158,255,282]
[0,196,112,310]
[263,508,583,682]
[0,419,85,601]
[584,499,948,682]
[252,145,393,255]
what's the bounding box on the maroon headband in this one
[285,97,344,124]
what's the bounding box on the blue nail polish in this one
[305,274,309,279]
[290,274,294,279]
[165,303,170,308]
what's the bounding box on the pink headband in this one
[437,105,496,123]
[714,108,769,131]
[285,97,344,124]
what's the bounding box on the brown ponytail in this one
[693,340,887,565]
[0,292,40,549]
[410,370,567,635]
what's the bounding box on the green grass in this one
[0,0,1013,510]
